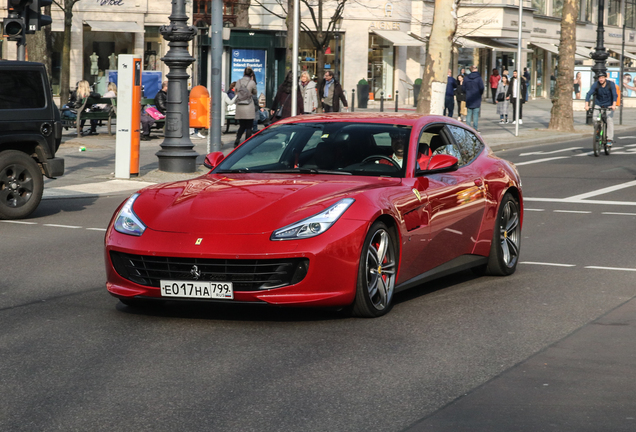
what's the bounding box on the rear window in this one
[0,70,46,110]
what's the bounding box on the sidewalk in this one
[48,98,636,196]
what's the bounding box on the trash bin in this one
[189,85,210,128]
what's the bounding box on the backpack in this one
[236,79,252,105]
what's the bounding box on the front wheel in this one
[0,150,44,220]
[486,193,521,276]
[592,123,601,157]
[352,221,398,318]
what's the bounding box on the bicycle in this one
[592,107,611,157]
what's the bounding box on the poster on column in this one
[231,49,267,100]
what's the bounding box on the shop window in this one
[368,34,395,100]
[608,0,620,26]
[628,0,636,29]
[298,33,342,79]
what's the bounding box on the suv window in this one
[447,125,484,164]
[0,71,46,110]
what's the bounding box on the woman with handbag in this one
[496,75,510,123]
[234,67,257,147]
[270,71,303,122]
[454,74,467,122]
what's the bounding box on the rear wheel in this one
[352,221,398,318]
[592,123,601,157]
[486,193,521,276]
[0,150,44,220]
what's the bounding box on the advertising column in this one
[115,54,142,179]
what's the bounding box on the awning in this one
[458,37,532,53]
[583,46,620,63]
[85,20,144,33]
[531,42,587,60]
[371,30,425,47]
[608,48,636,61]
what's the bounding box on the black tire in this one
[486,193,521,276]
[352,221,398,318]
[0,150,44,220]
[593,123,601,157]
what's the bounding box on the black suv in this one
[0,61,64,219]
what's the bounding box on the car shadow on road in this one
[28,196,99,218]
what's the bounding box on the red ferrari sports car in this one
[105,114,522,317]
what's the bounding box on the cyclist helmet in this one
[598,72,607,77]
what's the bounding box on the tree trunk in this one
[25,6,53,77]
[235,0,251,28]
[548,0,578,132]
[60,13,73,108]
[416,0,459,115]
[285,0,294,71]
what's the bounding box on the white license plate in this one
[160,280,234,300]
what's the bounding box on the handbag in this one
[496,92,505,102]
[460,101,467,116]
[275,95,290,118]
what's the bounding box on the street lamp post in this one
[156,0,199,173]
[587,0,609,124]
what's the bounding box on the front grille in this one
[110,252,309,291]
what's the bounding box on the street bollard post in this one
[380,92,384,112]
[351,89,355,112]
[395,90,399,112]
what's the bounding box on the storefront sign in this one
[608,33,622,38]
[369,21,401,30]
[95,0,125,5]
[533,28,547,34]
[230,49,267,98]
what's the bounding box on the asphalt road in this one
[1,132,635,431]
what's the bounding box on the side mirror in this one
[203,152,225,169]
[425,154,458,172]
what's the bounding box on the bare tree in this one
[236,0,251,28]
[52,0,82,107]
[417,0,459,115]
[548,0,578,132]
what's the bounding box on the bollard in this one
[395,90,399,112]
[351,89,355,112]
[380,92,384,112]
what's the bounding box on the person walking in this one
[444,69,457,118]
[455,74,466,122]
[495,75,510,123]
[507,70,527,125]
[489,69,500,104]
[270,70,303,121]
[463,65,484,131]
[300,71,318,114]
[318,71,348,112]
[234,67,257,147]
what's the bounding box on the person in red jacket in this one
[489,69,501,104]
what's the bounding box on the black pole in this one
[395,90,399,112]
[380,91,384,112]
[587,0,608,125]
[620,18,626,125]
[156,0,199,172]
[351,89,355,112]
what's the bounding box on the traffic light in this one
[3,14,26,41]
[25,0,52,34]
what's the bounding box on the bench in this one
[67,97,117,136]
[224,107,270,133]
[141,98,166,130]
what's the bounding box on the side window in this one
[429,133,464,166]
[0,71,46,110]
[447,125,484,165]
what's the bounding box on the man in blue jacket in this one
[444,69,458,118]
[463,65,485,131]
[584,72,618,146]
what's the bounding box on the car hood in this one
[133,174,400,234]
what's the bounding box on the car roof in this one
[274,113,455,128]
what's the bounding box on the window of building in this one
[368,34,395,99]
[532,0,546,15]
[608,0,620,26]
[552,0,563,17]
[578,0,593,22]
[627,0,636,28]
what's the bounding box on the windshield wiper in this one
[214,168,251,173]
[262,168,352,175]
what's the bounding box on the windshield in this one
[214,122,412,177]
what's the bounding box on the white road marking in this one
[553,210,592,214]
[585,266,636,272]
[519,147,583,157]
[514,156,571,166]
[574,151,595,156]
[42,224,82,229]
[524,197,636,206]
[525,208,545,212]
[521,262,576,267]
[0,220,37,225]
[564,180,636,201]
[617,136,636,140]
[602,212,636,216]
[625,143,636,147]
[87,228,108,231]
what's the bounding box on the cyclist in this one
[584,72,617,147]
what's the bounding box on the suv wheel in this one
[0,150,44,220]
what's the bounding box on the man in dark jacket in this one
[463,66,484,131]
[585,72,618,145]
[154,81,168,114]
[506,70,528,125]
[444,69,458,118]
[318,71,348,112]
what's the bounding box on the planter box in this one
[357,84,369,108]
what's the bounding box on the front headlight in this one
[114,193,146,236]
[271,198,355,240]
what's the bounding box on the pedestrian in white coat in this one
[300,71,318,114]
